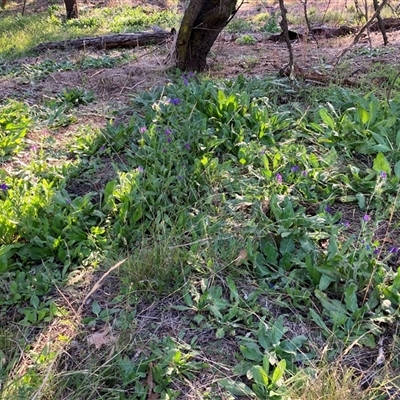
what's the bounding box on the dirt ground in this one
[1,0,400,107]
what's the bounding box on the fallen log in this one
[370,17,400,31]
[267,25,356,42]
[32,30,174,52]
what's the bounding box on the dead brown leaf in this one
[87,325,118,349]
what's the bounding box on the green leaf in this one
[258,321,271,351]
[240,342,263,362]
[92,301,101,316]
[279,237,295,255]
[309,308,330,334]
[319,108,335,130]
[344,283,358,313]
[327,235,338,260]
[394,161,400,177]
[226,276,239,302]
[250,365,269,386]
[30,294,40,309]
[218,379,255,396]
[271,359,286,385]
[270,315,285,345]
[355,193,365,209]
[216,328,225,339]
[372,152,391,175]
[319,274,336,291]
[357,106,369,125]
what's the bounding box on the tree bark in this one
[64,0,79,19]
[172,0,239,72]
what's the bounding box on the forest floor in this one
[1,1,400,399]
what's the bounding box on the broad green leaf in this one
[357,106,369,125]
[218,378,255,396]
[327,235,338,260]
[394,161,400,177]
[92,301,101,316]
[305,254,321,286]
[279,237,295,255]
[250,365,269,386]
[270,315,285,345]
[319,274,336,291]
[30,294,40,309]
[319,108,335,130]
[315,290,347,315]
[271,359,286,385]
[372,152,391,175]
[240,342,264,362]
[258,321,271,351]
[356,193,365,209]
[216,328,225,339]
[309,308,330,334]
[262,241,278,266]
[226,276,239,302]
[344,283,358,313]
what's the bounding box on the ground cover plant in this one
[1,1,400,399]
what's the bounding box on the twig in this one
[301,0,318,45]
[78,258,127,314]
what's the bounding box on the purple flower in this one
[341,220,350,228]
[389,247,399,253]
[291,165,300,173]
[184,143,190,150]
[302,170,308,176]
[169,98,181,105]
[325,206,333,214]
[0,183,9,190]
[276,173,282,183]
[99,145,105,152]
[164,128,172,136]
[167,137,172,143]
[380,171,387,179]
[182,75,189,85]
[373,248,380,255]
[139,126,147,133]
[363,214,371,222]
[137,166,144,173]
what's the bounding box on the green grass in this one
[1,2,400,399]
[0,5,180,60]
[1,72,400,398]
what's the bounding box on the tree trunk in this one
[172,0,239,72]
[64,0,79,19]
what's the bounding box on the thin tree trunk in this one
[64,0,79,19]
[373,0,389,45]
[278,0,294,78]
